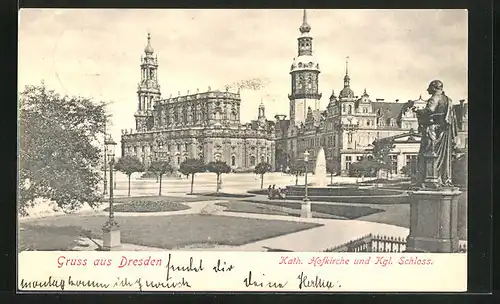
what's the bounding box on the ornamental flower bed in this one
[103,200,190,213]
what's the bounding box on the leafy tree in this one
[349,158,378,177]
[148,160,173,196]
[326,159,339,185]
[18,83,107,215]
[289,159,305,186]
[206,160,231,193]
[179,158,206,194]
[254,162,273,189]
[371,139,395,178]
[114,156,144,197]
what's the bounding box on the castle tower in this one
[135,33,161,132]
[288,9,322,125]
[338,57,356,116]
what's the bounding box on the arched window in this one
[348,105,352,114]
[250,156,256,166]
[267,157,270,163]
[177,156,180,164]
[261,156,265,163]
[342,104,346,112]
[231,155,236,166]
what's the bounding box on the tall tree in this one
[18,83,107,215]
[179,158,206,194]
[254,162,273,189]
[206,160,231,193]
[289,159,305,186]
[148,160,173,196]
[114,156,144,197]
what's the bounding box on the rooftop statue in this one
[413,80,458,188]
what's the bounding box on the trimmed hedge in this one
[103,201,190,213]
[241,199,384,219]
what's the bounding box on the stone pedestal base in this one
[102,226,121,251]
[406,187,461,253]
[301,200,312,218]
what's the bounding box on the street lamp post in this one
[301,150,312,218]
[102,135,120,251]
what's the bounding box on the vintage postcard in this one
[17,9,468,292]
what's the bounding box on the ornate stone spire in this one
[299,9,311,33]
[144,33,154,55]
[344,56,351,85]
[339,56,355,99]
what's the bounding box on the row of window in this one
[152,153,270,168]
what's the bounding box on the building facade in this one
[121,34,275,171]
[274,10,468,176]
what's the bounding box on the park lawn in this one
[242,199,384,220]
[18,225,85,252]
[19,214,322,251]
[215,201,345,220]
[356,204,410,228]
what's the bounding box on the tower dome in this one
[339,86,355,99]
[144,33,154,55]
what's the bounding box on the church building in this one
[121,34,275,171]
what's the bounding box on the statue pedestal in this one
[406,187,461,253]
[301,200,312,218]
[102,225,121,251]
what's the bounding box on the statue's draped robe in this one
[417,93,458,186]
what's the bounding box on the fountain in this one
[314,147,327,187]
[283,146,408,204]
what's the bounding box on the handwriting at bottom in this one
[145,277,191,289]
[243,271,288,288]
[20,276,112,291]
[297,272,341,290]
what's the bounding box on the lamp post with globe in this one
[102,134,121,251]
[301,150,312,218]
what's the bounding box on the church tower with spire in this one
[135,33,161,132]
[288,9,322,125]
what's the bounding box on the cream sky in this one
[18,9,468,147]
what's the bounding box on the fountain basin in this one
[285,185,409,204]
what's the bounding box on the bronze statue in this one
[413,80,458,188]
